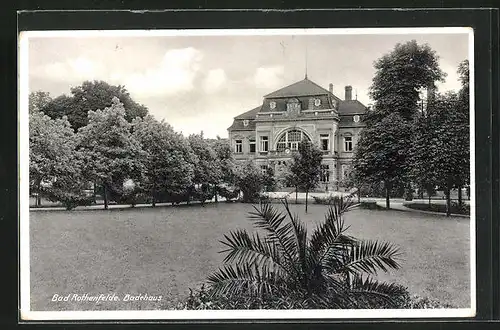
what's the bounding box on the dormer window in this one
[243,119,249,127]
[270,101,276,109]
[286,98,301,112]
[314,98,321,106]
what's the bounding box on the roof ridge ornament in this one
[305,37,308,80]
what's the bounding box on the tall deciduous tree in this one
[456,59,470,206]
[354,40,445,208]
[77,97,145,209]
[289,140,323,213]
[188,133,223,197]
[234,161,264,203]
[409,59,470,215]
[411,92,467,216]
[368,40,445,122]
[29,111,78,206]
[131,115,195,206]
[210,137,236,201]
[42,80,148,130]
[353,112,412,209]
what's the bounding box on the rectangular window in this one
[235,139,242,153]
[260,136,269,152]
[320,134,329,151]
[249,139,256,153]
[320,164,330,182]
[344,136,353,152]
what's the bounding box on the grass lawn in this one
[29,203,470,311]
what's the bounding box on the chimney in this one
[345,85,352,101]
[329,83,333,94]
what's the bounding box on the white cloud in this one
[203,68,226,93]
[34,56,105,82]
[252,66,284,89]
[123,47,203,98]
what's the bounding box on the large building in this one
[228,76,368,190]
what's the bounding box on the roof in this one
[234,106,261,119]
[264,77,331,98]
[228,119,256,131]
[338,100,367,115]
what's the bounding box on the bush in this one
[234,161,265,203]
[359,201,385,210]
[218,187,240,202]
[191,188,214,205]
[44,180,93,210]
[403,202,470,215]
[176,283,454,310]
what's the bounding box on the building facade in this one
[228,77,367,190]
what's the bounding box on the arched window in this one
[276,129,311,152]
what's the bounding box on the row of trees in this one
[352,40,470,215]
[29,81,241,210]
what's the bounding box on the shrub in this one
[176,284,454,310]
[403,202,470,215]
[234,161,264,203]
[403,294,455,309]
[191,188,214,205]
[44,179,93,210]
[218,187,240,202]
[359,201,385,210]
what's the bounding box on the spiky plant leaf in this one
[339,240,402,275]
[248,202,302,277]
[219,229,290,277]
[207,263,289,299]
[349,275,409,308]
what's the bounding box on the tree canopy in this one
[131,115,195,205]
[76,97,145,209]
[188,133,223,187]
[29,91,52,113]
[353,112,412,208]
[368,40,445,122]
[41,80,148,130]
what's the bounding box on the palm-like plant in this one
[207,195,406,309]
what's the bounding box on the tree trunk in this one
[305,189,309,213]
[357,185,361,203]
[458,185,463,207]
[36,179,42,207]
[152,182,156,207]
[103,183,109,210]
[214,185,218,203]
[385,182,391,209]
[93,181,97,204]
[295,186,298,204]
[428,193,431,206]
[445,186,451,217]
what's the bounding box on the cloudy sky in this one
[27,30,470,138]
